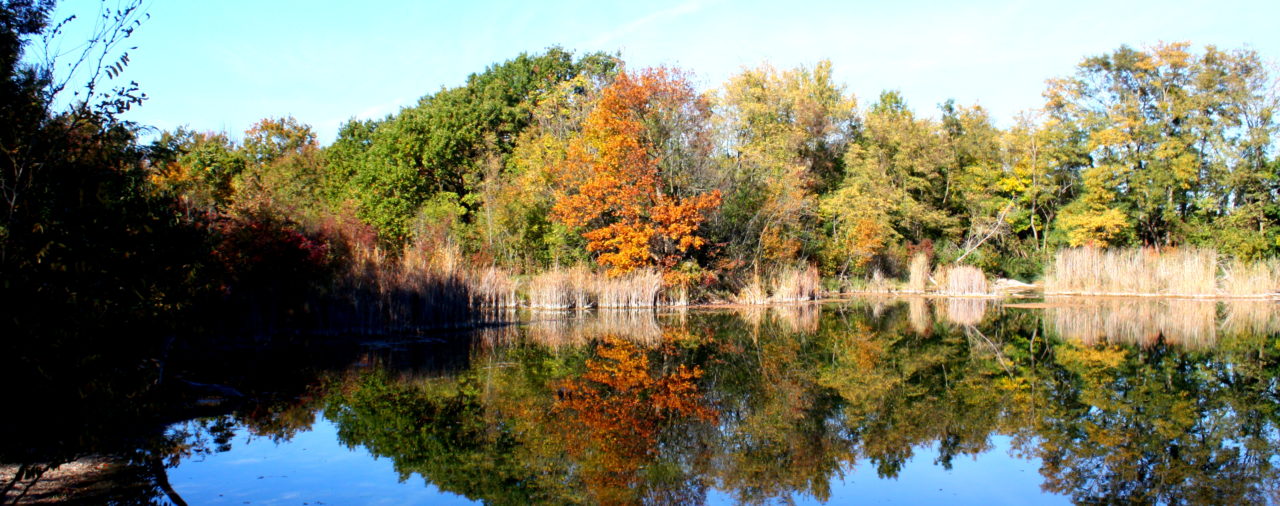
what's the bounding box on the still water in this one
[20,297,1280,504]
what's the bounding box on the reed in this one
[597,269,664,308]
[734,264,822,304]
[470,265,518,309]
[311,241,476,334]
[1043,246,1234,296]
[527,266,594,309]
[771,265,822,302]
[907,253,930,293]
[1220,258,1280,298]
[733,272,770,305]
[933,265,990,295]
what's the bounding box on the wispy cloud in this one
[588,0,710,48]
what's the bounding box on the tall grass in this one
[527,265,594,309]
[471,265,518,309]
[1220,258,1280,298]
[524,266,665,309]
[1042,246,1264,297]
[313,242,476,334]
[933,265,990,295]
[733,273,770,305]
[907,253,930,293]
[733,264,822,304]
[597,269,664,308]
[772,265,821,302]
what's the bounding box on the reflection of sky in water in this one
[709,435,1068,505]
[170,418,474,505]
[171,417,1067,505]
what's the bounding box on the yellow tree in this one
[551,68,721,275]
[717,61,856,267]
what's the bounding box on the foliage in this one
[1045,42,1278,249]
[551,67,722,275]
[715,61,856,268]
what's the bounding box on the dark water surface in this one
[8,297,1280,504]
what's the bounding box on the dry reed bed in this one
[525,267,665,309]
[901,254,997,296]
[1044,246,1280,298]
[906,253,930,293]
[934,265,991,296]
[733,265,823,305]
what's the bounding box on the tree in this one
[1045,42,1279,249]
[234,116,326,216]
[146,128,245,212]
[826,92,959,273]
[551,67,722,275]
[716,61,856,267]
[346,48,617,246]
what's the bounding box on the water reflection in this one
[1044,298,1280,348]
[10,298,1280,504]
[303,300,1280,504]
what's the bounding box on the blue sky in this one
[46,0,1280,143]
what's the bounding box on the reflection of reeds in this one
[1046,298,1219,348]
[1221,301,1280,337]
[771,304,821,334]
[730,303,821,334]
[938,298,989,326]
[907,297,931,335]
[1043,247,1276,297]
[476,310,663,349]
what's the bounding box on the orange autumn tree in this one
[552,68,722,276]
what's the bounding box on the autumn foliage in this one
[552,68,722,276]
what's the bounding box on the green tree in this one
[346,48,617,246]
[1046,42,1278,250]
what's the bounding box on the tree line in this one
[149,42,1279,286]
[3,0,1279,345]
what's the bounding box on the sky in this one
[42,0,1280,143]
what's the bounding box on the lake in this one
[7,297,1280,504]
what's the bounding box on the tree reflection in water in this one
[11,299,1280,504]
